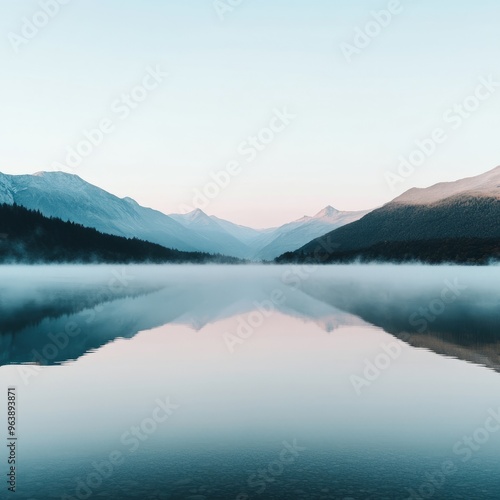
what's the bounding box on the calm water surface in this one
[1,265,499,499]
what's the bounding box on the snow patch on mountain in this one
[394,165,500,206]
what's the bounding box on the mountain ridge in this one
[392,165,500,206]
[277,165,500,264]
[0,170,369,260]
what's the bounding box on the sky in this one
[0,0,499,227]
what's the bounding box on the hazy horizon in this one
[1,0,499,226]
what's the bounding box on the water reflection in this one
[2,265,500,499]
[1,265,499,371]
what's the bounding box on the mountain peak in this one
[186,208,208,220]
[171,208,217,226]
[122,196,138,205]
[314,206,339,218]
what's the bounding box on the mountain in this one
[0,171,201,251]
[172,205,371,261]
[393,166,500,205]
[253,205,371,261]
[169,209,254,258]
[0,171,370,260]
[0,173,14,205]
[0,203,240,264]
[0,172,256,257]
[209,215,267,246]
[277,166,500,264]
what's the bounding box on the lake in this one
[1,264,500,499]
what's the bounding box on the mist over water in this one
[1,264,500,499]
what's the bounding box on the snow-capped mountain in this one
[0,171,373,260]
[0,171,202,252]
[252,205,371,261]
[171,205,370,260]
[393,165,500,205]
[285,165,500,263]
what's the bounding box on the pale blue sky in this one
[0,0,499,227]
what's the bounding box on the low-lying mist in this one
[1,264,499,369]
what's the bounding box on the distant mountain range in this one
[278,166,500,264]
[0,171,369,261]
[2,166,499,265]
[250,205,372,261]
